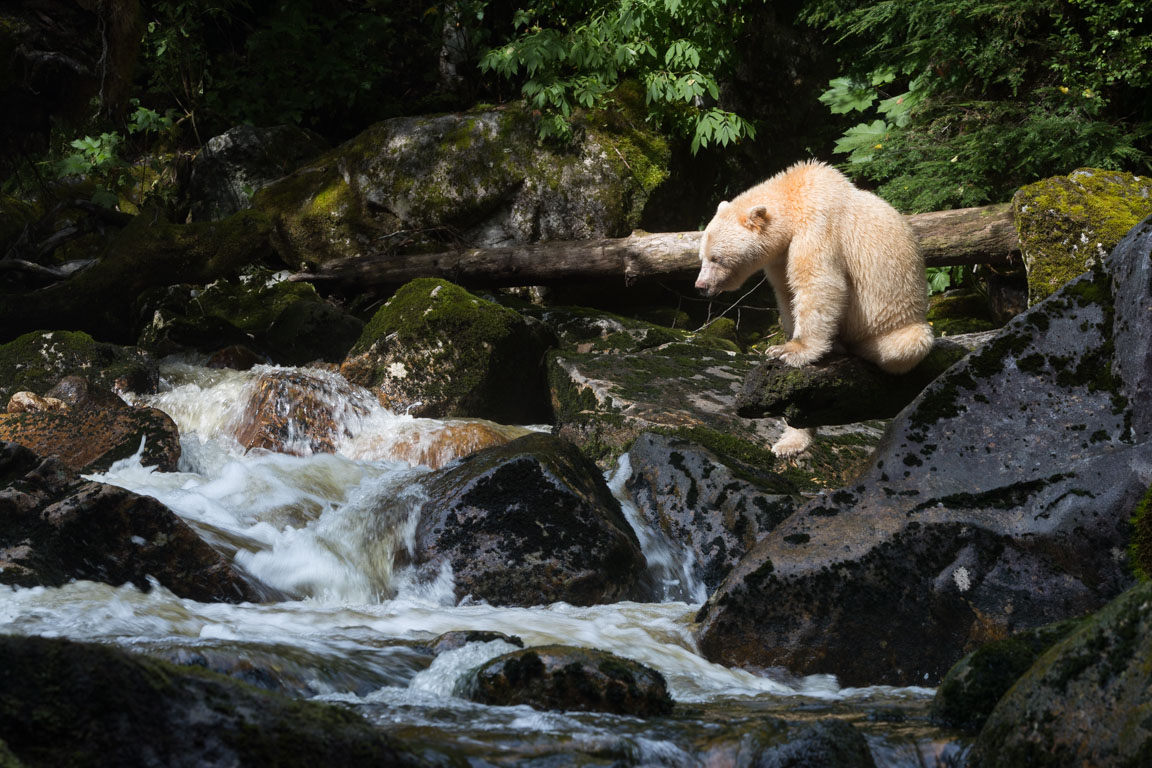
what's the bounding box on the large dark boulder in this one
[0,635,427,768]
[457,645,673,717]
[695,216,1152,687]
[626,432,797,595]
[405,432,648,606]
[0,441,261,603]
[968,580,1152,766]
[0,331,157,403]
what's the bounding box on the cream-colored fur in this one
[695,160,934,456]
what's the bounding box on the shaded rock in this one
[626,432,798,595]
[407,432,647,606]
[968,580,1152,766]
[1014,167,1152,304]
[736,336,977,428]
[235,367,373,457]
[341,279,553,423]
[425,630,524,656]
[0,210,276,343]
[0,635,427,768]
[263,297,364,366]
[188,125,330,222]
[548,328,882,488]
[456,645,673,717]
[710,719,875,768]
[0,441,260,602]
[931,618,1083,732]
[694,216,1152,687]
[927,289,1001,337]
[0,330,157,403]
[206,344,267,371]
[255,102,669,269]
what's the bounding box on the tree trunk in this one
[291,203,1019,288]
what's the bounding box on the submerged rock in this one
[457,645,673,717]
[695,216,1152,687]
[342,278,553,423]
[1014,167,1152,305]
[626,432,797,595]
[968,580,1152,766]
[0,635,428,768]
[254,101,669,268]
[408,432,648,606]
[0,441,260,603]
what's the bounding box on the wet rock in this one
[968,580,1152,766]
[255,102,669,268]
[0,441,260,602]
[368,419,530,469]
[188,124,330,222]
[0,636,428,768]
[1014,167,1152,304]
[0,330,157,403]
[457,645,673,717]
[408,432,648,606]
[0,380,179,473]
[626,432,798,594]
[207,344,267,371]
[235,368,373,456]
[695,216,1152,687]
[341,279,553,423]
[426,630,524,656]
[547,324,881,487]
[698,719,876,768]
[931,618,1083,732]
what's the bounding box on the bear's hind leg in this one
[853,322,935,375]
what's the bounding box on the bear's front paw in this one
[772,426,814,457]
[765,340,822,368]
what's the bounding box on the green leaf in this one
[832,119,891,163]
[818,77,877,114]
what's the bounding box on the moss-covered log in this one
[289,203,1018,288]
[736,333,995,427]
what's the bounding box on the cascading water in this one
[0,360,967,766]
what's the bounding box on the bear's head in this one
[694,200,786,298]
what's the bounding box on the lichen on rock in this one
[1013,167,1152,305]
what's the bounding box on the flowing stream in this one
[0,361,967,766]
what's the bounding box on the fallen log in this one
[736,331,998,428]
[290,203,1019,288]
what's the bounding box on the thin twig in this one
[694,276,770,333]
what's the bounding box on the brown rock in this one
[235,368,372,456]
[355,420,529,469]
[0,401,180,473]
[7,392,67,414]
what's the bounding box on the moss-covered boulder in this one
[406,433,648,606]
[456,645,673,717]
[0,635,428,768]
[931,618,1084,732]
[254,99,669,269]
[0,330,157,404]
[1013,167,1152,305]
[0,441,261,602]
[341,278,553,423]
[968,580,1152,766]
[137,269,363,364]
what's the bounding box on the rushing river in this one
[0,361,967,766]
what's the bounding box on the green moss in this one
[1014,168,1152,304]
[196,270,319,333]
[1128,484,1152,581]
[0,330,155,400]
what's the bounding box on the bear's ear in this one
[716,200,730,214]
[745,205,770,230]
